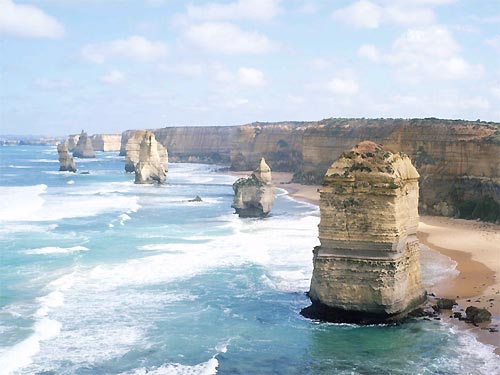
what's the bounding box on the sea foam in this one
[24,246,89,255]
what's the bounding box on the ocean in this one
[0,145,498,375]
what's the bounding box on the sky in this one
[1,0,499,135]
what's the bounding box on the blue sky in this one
[1,0,499,135]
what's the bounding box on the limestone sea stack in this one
[133,131,168,184]
[57,143,77,172]
[303,141,426,323]
[232,158,274,217]
[73,130,96,158]
[125,130,167,173]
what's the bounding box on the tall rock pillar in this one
[134,131,168,184]
[304,141,425,323]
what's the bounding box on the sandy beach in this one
[226,170,500,353]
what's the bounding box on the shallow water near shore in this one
[0,145,498,375]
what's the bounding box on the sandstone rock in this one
[188,196,203,202]
[133,131,167,184]
[465,306,492,323]
[125,130,167,173]
[65,134,79,152]
[91,134,121,152]
[304,141,426,323]
[73,130,96,158]
[57,143,77,172]
[232,158,274,217]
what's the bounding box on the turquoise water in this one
[0,145,498,375]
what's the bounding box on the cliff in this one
[57,143,77,172]
[73,130,96,158]
[91,134,121,152]
[125,130,168,173]
[304,142,425,323]
[134,131,167,184]
[67,134,121,152]
[120,126,236,163]
[232,158,274,217]
[121,118,500,221]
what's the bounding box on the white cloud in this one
[184,22,274,54]
[309,58,330,70]
[358,26,483,82]
[327,77,359,95]
[332,0,436,28]
[82,36,168,63]
[0,0,64,38]
[357,44,380,61]
[100,70,125,84]
[237,67,266,87]
[332,1,382,29]
[485,36,500,52]
[184,0,281,21]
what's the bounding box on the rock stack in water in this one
[125,130,168,173]
[232,158,274,217]
[72,130,96,158]
[132,131,167,184]
[303,141,426,323]
[57,143,77,172]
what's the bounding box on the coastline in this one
[224,170,500,354]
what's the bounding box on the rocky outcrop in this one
[120,118,500,222]
[120,126,236,164]
[133,131,167,184]
[65,135,79,151]
[303,141,426,323]
[57,143,77,172]
[90,134,121,151]
[72,130,96,158]
[232,158,274,217]
[125,130,167,173]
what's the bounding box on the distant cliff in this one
[121,118,500,221]
[67,134,121,152]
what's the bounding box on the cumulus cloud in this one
[327,77,359,95]
[0,0,64,38]
[237,67,266,87]
[184,22,274,54]
[184,0,281,21]
[82,36,168,63]
[358,26,483,82]
[332,1,382,28]
[332,0,436,28]
[100,70,125,84]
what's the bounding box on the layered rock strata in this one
[232,158,274,217]
[304,141,426,323]
[125,130,167,173]
[57,143,77,172]
[72,130,96,158]
[133,131,167,184]
[91,134,122,151]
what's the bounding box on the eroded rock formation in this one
[125,130,167,173]
[232,158,274,217]
[91,134,122,151]
[133,131,167,184]
[57,143,77,172]
[303,141,426,323]
[73,130,96,158]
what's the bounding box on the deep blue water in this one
[0,145,498,375]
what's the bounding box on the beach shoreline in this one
[224,170,500,354]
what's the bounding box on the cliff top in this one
[325,141,419,184]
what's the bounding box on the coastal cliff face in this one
[57,143,77,172]
[125,130,168,173]
[73,130,96,158]
[230,122,305,171]
[120,118,499,221]
[306,142,425,323]
[134,131,167,184]
[120,126,236,163]
[91,134,121,151]
[300,119,500,220]
[232,158,274,217]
